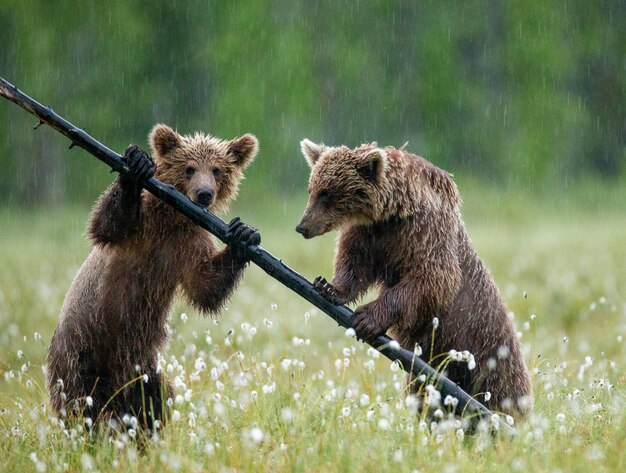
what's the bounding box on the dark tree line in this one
[0,1,624,206]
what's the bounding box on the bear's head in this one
[149,124,258,213]
[295,139,388,238]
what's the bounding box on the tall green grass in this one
[1,182,625,472]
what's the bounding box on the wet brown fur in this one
[297,140,532,417]
[46,125,258,429]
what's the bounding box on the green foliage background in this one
[1,1,624,206]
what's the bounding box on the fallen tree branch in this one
[0,76,505,430]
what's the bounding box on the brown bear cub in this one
[296,140,532,417]
[47,124,261,430]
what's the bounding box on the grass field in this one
[1,182,625,472]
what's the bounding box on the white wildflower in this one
[281,407,294,422]
[360,394,370,406]
[248,426,265,444]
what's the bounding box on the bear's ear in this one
[150,124,180,156]
[357,149,387,183]
[228,134,259,168]
[300,139,325,168]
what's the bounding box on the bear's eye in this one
[185,166,196,177]
[212,167,221,177]
[318,190,333,205]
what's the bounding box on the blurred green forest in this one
[0,0,624,206]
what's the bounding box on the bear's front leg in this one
[182,218,261,315]
[351,300,398,342]
[351,280,419,342]
[88,145,156,245]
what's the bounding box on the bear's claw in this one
[313,276,343,305]
[227,217,261,262]
[123,145,156,184]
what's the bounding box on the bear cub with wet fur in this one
[47,124,260,429]
[296,140,532,416]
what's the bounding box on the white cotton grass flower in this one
[292,337,309,346]
[281,407,295,422]
[425,384,441,407]
[432,317,439,330]
[405,395,419,412]
[244,426,265,446]
[345,328,356,338]
[81,453,94,471]
[194,357,206,372]
[497,345,510,359]
[341,406,351,417]
[204,443,215,455]
[366,347,380,358]
[443,395,459,409]
[250,427,264,443]
[377,418,390,430]
[262,382,276,394]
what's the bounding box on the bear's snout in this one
[295,223,312,239]
[195,188,214,207]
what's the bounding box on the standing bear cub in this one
[296,140,532,417]
[47,124,260,429]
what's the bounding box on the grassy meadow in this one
[1,181,625,472]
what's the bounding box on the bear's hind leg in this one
[125,371,172,431]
